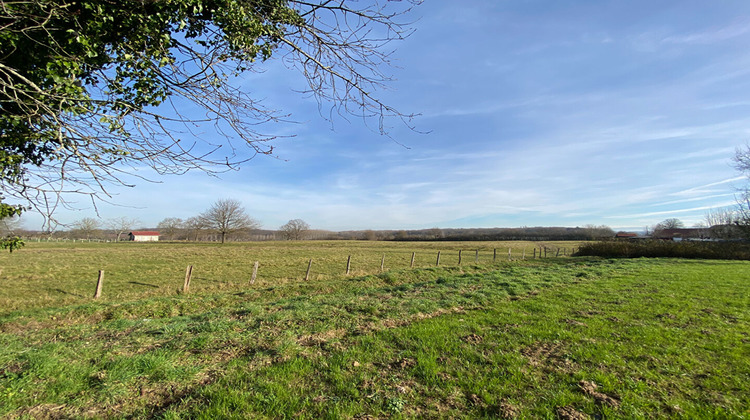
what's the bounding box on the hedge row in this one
[574,240,750,260]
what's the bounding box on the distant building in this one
[652,228,709,241]
[128,231,160,242]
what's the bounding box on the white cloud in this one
[661,19,750,45]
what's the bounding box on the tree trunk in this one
[221,232,226,244]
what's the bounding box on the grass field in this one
[0,240,580,313]
[0,242,748,419]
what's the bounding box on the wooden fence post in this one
[533,248,536,259]
[522,248,526,260]
[544,247,547,258]
[475,249,479,263]
[93,270,104,299]
[436,251,441,266]
[183,265,193,293]
[380,254,385,272]
[305,259,312,281]
[493,248,497,263]
[556,248,561,257]
[410,252,415,268]
[346,255,351,275]
[458,250,462,265]
[250,261,259,284]
[508,248,512,261]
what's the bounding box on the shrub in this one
[575,240,750,260]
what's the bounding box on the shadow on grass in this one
[128,281,160,288]
[47,288,85,298]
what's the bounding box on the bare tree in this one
[362,230,380,241]
[73,217,100,240]
[107,216,139,242]
[184,216,207,242]
[157,217,184,241]
[427,227,444,240]
[735,145,750,176]
[198,199,258,244]
[705,207,738,227]
[733,146,750,236]
[654,218,684,231]
[0,1,420,229]
[279,219,310,240]
[581,224,615,240]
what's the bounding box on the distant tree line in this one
[8,212,620,243]
[321,225,615,242]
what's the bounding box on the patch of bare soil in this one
[495,323,520,332]
[297,328,346,347]
[357,307,466,334]
[495,402,520,419]
[0,318,55,334]
[14,403,68,420]
[0,361,25,378]
[414,306,466,320]
[563,319,587,327]
[389,357,416,370]
[462,333,483,344]
[556,406,588,420]
[578,380,621,408]
[721,314,739,323]
[467,393,485,407]
[521,342,576,373]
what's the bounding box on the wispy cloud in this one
[671,177,745,197]
[18,1,750,232]
[661,19,750,45]
[607,202,738,220]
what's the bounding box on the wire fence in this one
[89,245,577,299]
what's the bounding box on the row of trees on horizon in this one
[0,203,742,242]
[2,200,749,244]
[3,198,750,244]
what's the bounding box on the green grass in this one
[0,240,579,313]
[0,243,748,418]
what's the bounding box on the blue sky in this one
[22,0,750,232]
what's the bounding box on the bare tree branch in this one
[0,1,421,229]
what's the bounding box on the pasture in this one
[0,241,748,419]
[0,240,579,313]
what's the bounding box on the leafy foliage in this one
[0,202,24,252]
[0,235,23,253]
[0,0,417,225]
